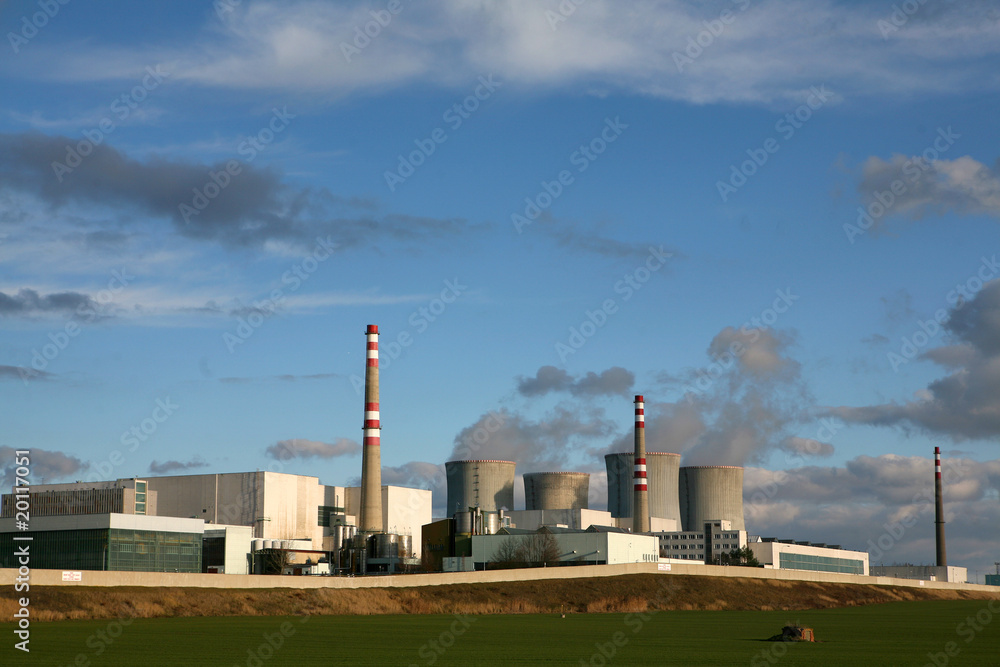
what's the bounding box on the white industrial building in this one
[749,539,869,576]
[655,520,747,561]
[471,528,659,568]
[870,564,966,583]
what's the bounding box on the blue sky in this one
[1,0,999,577]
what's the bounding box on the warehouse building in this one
[749,538,869,575]
[0,513,204,572]
[870,564,966,583]
[471,526,659,569]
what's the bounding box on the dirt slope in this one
[4,574,999,622]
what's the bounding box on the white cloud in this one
[7,1,1000,105]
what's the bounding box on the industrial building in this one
[655,520,747,562]
[750,539,869,576]
[471,526,660,569]
[869,565,966,583]
[0,513,204,573]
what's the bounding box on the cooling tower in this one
[605,452,681,525]
[359,324,383,534]
[523,472,590,511]
[678,466,744,532]
[445,460,516,515]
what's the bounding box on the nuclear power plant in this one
[0,329,969,583]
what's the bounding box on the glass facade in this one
[779,551,864,575]
[0,528,202,572]
[134,481,147,515]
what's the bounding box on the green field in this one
[3,600,999,666]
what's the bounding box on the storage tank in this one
[446,460,516,515]
[252,538,264,552]
[524,472,590,510]
[372,533,400,558]
[605,452,681,525]
[333,525,345,551]
[679,465,745,531]
[455,511,473,534]
[264,540,276,549]
[398,534,413,558]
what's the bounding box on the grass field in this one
[3,600,999,666]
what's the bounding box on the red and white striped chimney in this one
[359,325,383,534]
[934,446,946,567]
[632,394,650,533]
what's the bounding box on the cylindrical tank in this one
[372,533,400,558]
[605,452,681,525]
[398,534,413,558]
[446,460,516,515]
[483,512,500,535]
[333,525,345,551]
[252,538,264,552]
[524,472,590,511]
[678,466,745,531]
[455,511,473,534]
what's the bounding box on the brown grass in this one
[2,574,997,622]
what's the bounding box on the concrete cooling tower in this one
[604,452,681,525]
[445,460,516,515]
[523,472,590,511]
[678,465,745,531]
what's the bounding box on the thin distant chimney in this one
[360,325,383,534]
[632,395,650,533]
[935,447,946,567]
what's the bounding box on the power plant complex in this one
[0,325,972,584]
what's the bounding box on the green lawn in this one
[3,600,999,666]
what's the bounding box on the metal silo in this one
[445,459,515,515]
[605,452,681,524]
[523,472,590,511]
[678,465,745,531]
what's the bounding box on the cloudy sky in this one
[1,0,998,577]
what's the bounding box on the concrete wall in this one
[6,562,999,593]
[605,452,681,525]
[679,466,745,531]
[523,472,589,511]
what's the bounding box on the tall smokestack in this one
[360,325,383,534]
[935,446,946,567]
[632,395,650,533]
